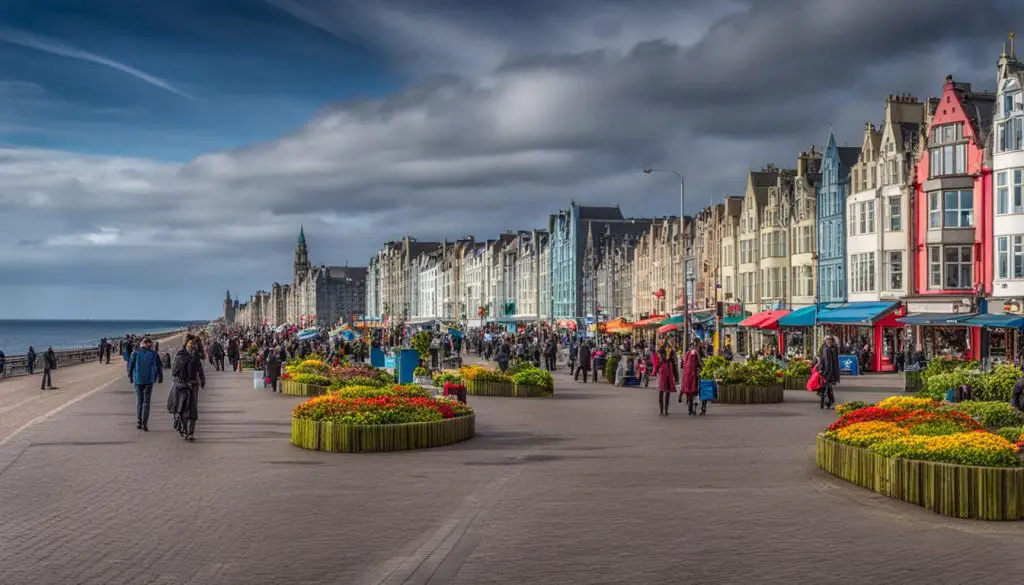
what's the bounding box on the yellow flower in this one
[829,421,909,447]
[876,396,937,411]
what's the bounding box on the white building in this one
[847,122,884,303]
[994,42,1024,301]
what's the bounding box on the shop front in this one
[899,297,980,362]
[738,309,791,356]
[777,306,817,358]
[815,301,904,373]
[720,303,748,355]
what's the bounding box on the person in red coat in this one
[656,346,677,415]
[680,346,702,415]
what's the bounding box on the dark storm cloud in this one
[1,0,1021,318]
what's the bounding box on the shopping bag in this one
[698,379,717,401]
[806,370,824,392]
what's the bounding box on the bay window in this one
[927,190,973,229]
[929,123,967,177]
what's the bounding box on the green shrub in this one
[783,358,812,377]
[921,370,976,401]
[953,401,1024,428]
[432,371,463,387]
[909,421,970,436]
[972,363,1022,402]
[700,355,727,380]
[290,373,332,386]
[744,359,782,386]
[835,401,871,416]
[509,361,535,375]
[512,367,555,391]
[921,357,973,383]
[605,354,621,384]
[411,332,432,364]
[996,426,1024,443]
[413,366,430,377]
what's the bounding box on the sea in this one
[0,320,206,356]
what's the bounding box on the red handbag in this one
[806,369,825,392]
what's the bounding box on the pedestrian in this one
[495,345,510,372]
[816,335,841,409]
[574,342,591,383]
[681,345,703,415]
[104,340,112,364]
[169,338,205,441]
[0,350,5,377]
[227,338,240,371]
[127,338,163,431]
[41,346,56,390]
[265,349,282,392]
[26,346,36,375]
[655,347,677,415]
[211,338,226,371]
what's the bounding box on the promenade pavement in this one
[1,352,1023,584]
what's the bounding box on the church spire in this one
[298,225,306,246]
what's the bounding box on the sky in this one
[0,0,1021,320]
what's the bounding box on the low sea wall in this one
[0,330,187,379]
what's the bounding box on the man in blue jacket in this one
[128,338,163,431]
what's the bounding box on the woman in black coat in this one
[265,350,282,393]
[168,338,205,441]
[816,336,841,409]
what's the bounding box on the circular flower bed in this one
[818,398,1024,520]
[291,384,475,453]
[458,365,553,397]
[280,359,396,397]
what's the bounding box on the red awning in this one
[634,314,668,327]
[657,323,680,334]
[738,309,791,330]
[557,319,577,329]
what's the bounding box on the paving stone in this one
[0,354,1022,584]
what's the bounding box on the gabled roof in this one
[837,147,861,169]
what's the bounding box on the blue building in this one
[816,133,861,304]
[548,202,626,321]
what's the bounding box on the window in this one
[887,251,902,290]
[940,245,973,289]
[997,117,1024,153]
[928,246,941,288]
[996,170,1024,215]
[943,190,973,227]
[888,196,901,230]
[928,124,967,177]
[997,235,1024,280]
[867,202,875,233]
[849,204,857,235]
[928,192,941,229]
[850,252,876,293]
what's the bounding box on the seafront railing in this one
[0,330,188,379]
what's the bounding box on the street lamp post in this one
[644,168,689,352]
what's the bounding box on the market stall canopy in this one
[817,301,900,326]
[738,309,791,330]
[657,323,680,334]
[958,314,1024,328]
[634,314,668,327]
[721,311,749,326]
[660,314,684,325]
[557,319,577,329]
[778,305,816,327]
[601,318,631,333]
[296,328,320,341]
[896,313,968,326]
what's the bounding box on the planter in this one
[279,379,329,397]
[464,379,551,397]
[291,414,475,453]
[513,383,554,397]
[783,375,810,391]
[905,371,923,393]
[816,435,1024,520]
[716,384,784,404]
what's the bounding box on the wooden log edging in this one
[815,434,1024,521]
[716,384,784,404]
[464,379,552,397]
[783,375,809,391]
[279,379,329,397]
[290,414,476,453]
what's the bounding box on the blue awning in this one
[778,306,816,327]
[896,313,970,326]
[960,314,1024,329]
[816,301,901,325]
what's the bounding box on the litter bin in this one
[370,347,385,368]
[395,348,420,385]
